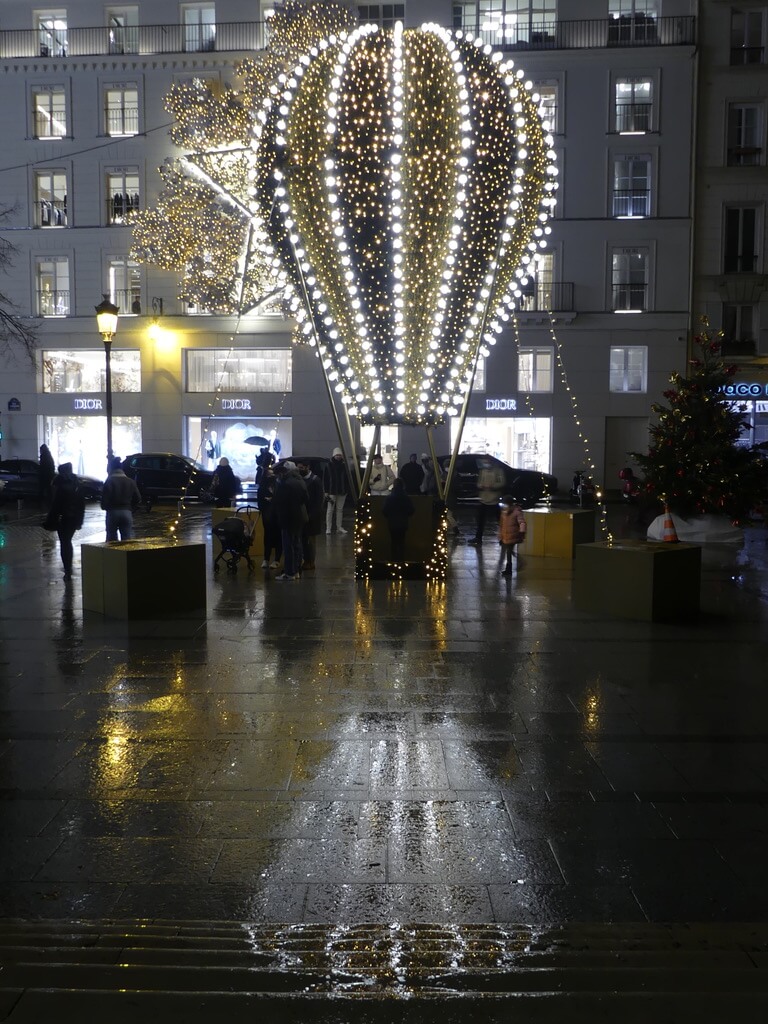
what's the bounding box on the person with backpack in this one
[47,463,86,579]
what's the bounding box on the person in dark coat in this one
[382,477,415,562]
[273,461,308,580]
[212,457,240,507]
[48,463,86,579]
[323,447,352,534]
[296,459,324,571]
[256,465,282,570]
[255,446,275,485]
[399,453,425,495]
[101,456,141,541]
[39,443,56,504]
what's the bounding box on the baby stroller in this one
[213,505,258,574]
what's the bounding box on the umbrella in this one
[244,435,270,447]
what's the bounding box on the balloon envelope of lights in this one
[251,22,556,425]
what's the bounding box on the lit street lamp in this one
[95,295,119,469]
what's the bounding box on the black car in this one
[439,453,558,507]
[0,458,103,504]
[121,453,215,509]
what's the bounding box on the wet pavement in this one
[1,498,768,930]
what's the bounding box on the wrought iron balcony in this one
[515,281,574,313]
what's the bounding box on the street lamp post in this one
[95,296,120,470]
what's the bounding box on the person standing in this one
[469,456,505,545]
[101,456,141,541]
[273,461,308,580]
[382,477,414,562]
[369,453,395,495]
[498,495,526,575]
[38,443,56,505]
[419,454,438,496]
[323,447,351,534]
[48,463,86,579]
[255,446,275,485]
[211,456,240,507]
[257,464,282,569]
[399,453,424,495]
[296,459,324,571]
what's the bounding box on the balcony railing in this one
[516,281,574,313]
[727,147,762,167]
[37,290,70,316]
[112,289,142,315]
[615,103,653,133]
[36,199,67,228]
[612,190,651,218]
[0,16,693,61]
[730,46,766,65]
[721,337,757,357]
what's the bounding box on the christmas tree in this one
[632,318,768,522]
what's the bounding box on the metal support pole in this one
[425,425,444,501]
[104,339,113,468]
[359,425,381,497]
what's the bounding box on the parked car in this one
[0,458,103,504]
[438,453,558,507]
[121,453,215,509]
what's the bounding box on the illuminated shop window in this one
[185,349,292,392]
[42,349,141,393]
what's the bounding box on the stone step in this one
[2,920,768,1021]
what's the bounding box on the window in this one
[37,10,67,57]
[357,4,405,28]
[731,8,766,65]
[614,77,653,133]
[43,349,141,392]
[105,86,139,136]
[722,303,756,345]
[517,251,558,310]
[608,0,658,44]
[186,349,292,392]
[724,207,758,272]
[610,346,647,392]
[182,4,216,52]
[612,154,651,217]
[33,87,66,139]
[108,257,142,315]
[518,347,553,392]
[727,104,763,166]
[106,169,140,224]
[611,247,649,311]
[35,256,70,316]
[534,80,558,133]
[34,170,67,227]
[453,1,556,44]
[106,7,139,55]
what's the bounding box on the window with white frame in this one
[724,206,759,272]
[518,346,554,392]
[33,86,66,139]
[612,154,651,217]
[34,170,67,227]
[614,76,653,133]
[534,80,559,133]
[727,104,763,166]
[731,8,766,65]
[43,349,141,393]
[722,303,756,345]
[453,1,556,43]
[107,257,142,315]
[182,3,216,52]
[608,0,658,43]
[37,10,67,57]
[104,85,139,136]
[357,4,405,28]
[186,349,292,392]
[35,256,70,316]
[106,168,140,224]
[611,247,649,311]
[610,346,647,392]
[106,7,139,54]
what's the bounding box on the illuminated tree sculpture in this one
[251,22,556,426]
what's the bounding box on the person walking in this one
[47,463,86,579]
[498,495,527,575]
[38,443,56,505]
[323,447,352,534]
[297,459,324,571]
[101,456,141,541]
[257,464,282,569]
[273,461,308,580]
[211,456,240,507]
[399,453,424,495]
[382,477,414,562]
[469,456,505,545]
[369,453,395,495]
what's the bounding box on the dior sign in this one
[74,398,103,410]
[221,398,252,410]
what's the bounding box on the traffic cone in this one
[662,505,679,543]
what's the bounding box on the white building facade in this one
[0,0,699,491]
